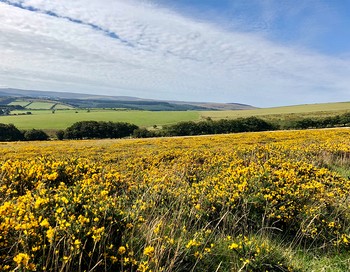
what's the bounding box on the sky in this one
[0,0,349,107]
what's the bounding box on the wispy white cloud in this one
[0,0,349,107]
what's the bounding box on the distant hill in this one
[0,88,144,101]
[0,88,255,111]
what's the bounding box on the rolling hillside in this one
[0,88,349,132]
[0,88,255,111]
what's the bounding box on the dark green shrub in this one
[0,123,24,141]
[56,130,65,140]
[133,128,156,138]
[64,121,138,139]
[24,129,49,141]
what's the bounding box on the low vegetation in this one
[1,129,350,271]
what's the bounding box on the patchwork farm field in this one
[1,129,350,271]
[9,100,74,110]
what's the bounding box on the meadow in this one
[1,128,350,271]
[201,102,350,121]
[0,101,349,131]
[0,110,200,130]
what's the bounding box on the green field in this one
[53,103,74,109]
[1,101,349,131]
[26,102,56,109]
[8,100,31,107]
[201,101,350,120]
[0,109,200,130]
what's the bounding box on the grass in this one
[200,101,350,120]
[8,100,32,107]
[52,104,74,110]
[25,102,56,109]
[0,109,200,130]
[296,252,350,271]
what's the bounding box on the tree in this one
[56,130,65,140]
[164,121,199,136]
[64,121,100,139]
[24,129,49,141]
[107,122,139,138]
[133,128,156,138]
[340,113,350,126]
[64,121,139,139]
[292,118,319,129]
[0,123,24,141]
[239,116,275,132]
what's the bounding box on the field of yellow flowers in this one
[1,128,350,271]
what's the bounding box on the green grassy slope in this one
[8,100,31,107]
[0,109,200,130]
[25,102,56,109]
[201,102,350,120]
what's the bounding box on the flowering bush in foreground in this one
[1,128,350,271]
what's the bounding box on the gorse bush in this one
[1,129,350,271]
[0,159,126,271]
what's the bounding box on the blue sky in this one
[0,0,349,107]
[155,0,350,55]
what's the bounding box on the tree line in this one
[0,105,25,116]
[0,124,49,141]
[56,121,138,140]
[161,116,275,137]
[1,112,350,141]
[283,112,350,129]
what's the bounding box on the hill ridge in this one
[0,88,255,111]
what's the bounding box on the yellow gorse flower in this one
[13,253,30,266]
[1,128,350,270]
[143,246,155,257]
[118,246,126,255]
[40,218,50,228]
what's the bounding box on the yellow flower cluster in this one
[0,128,350,271]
